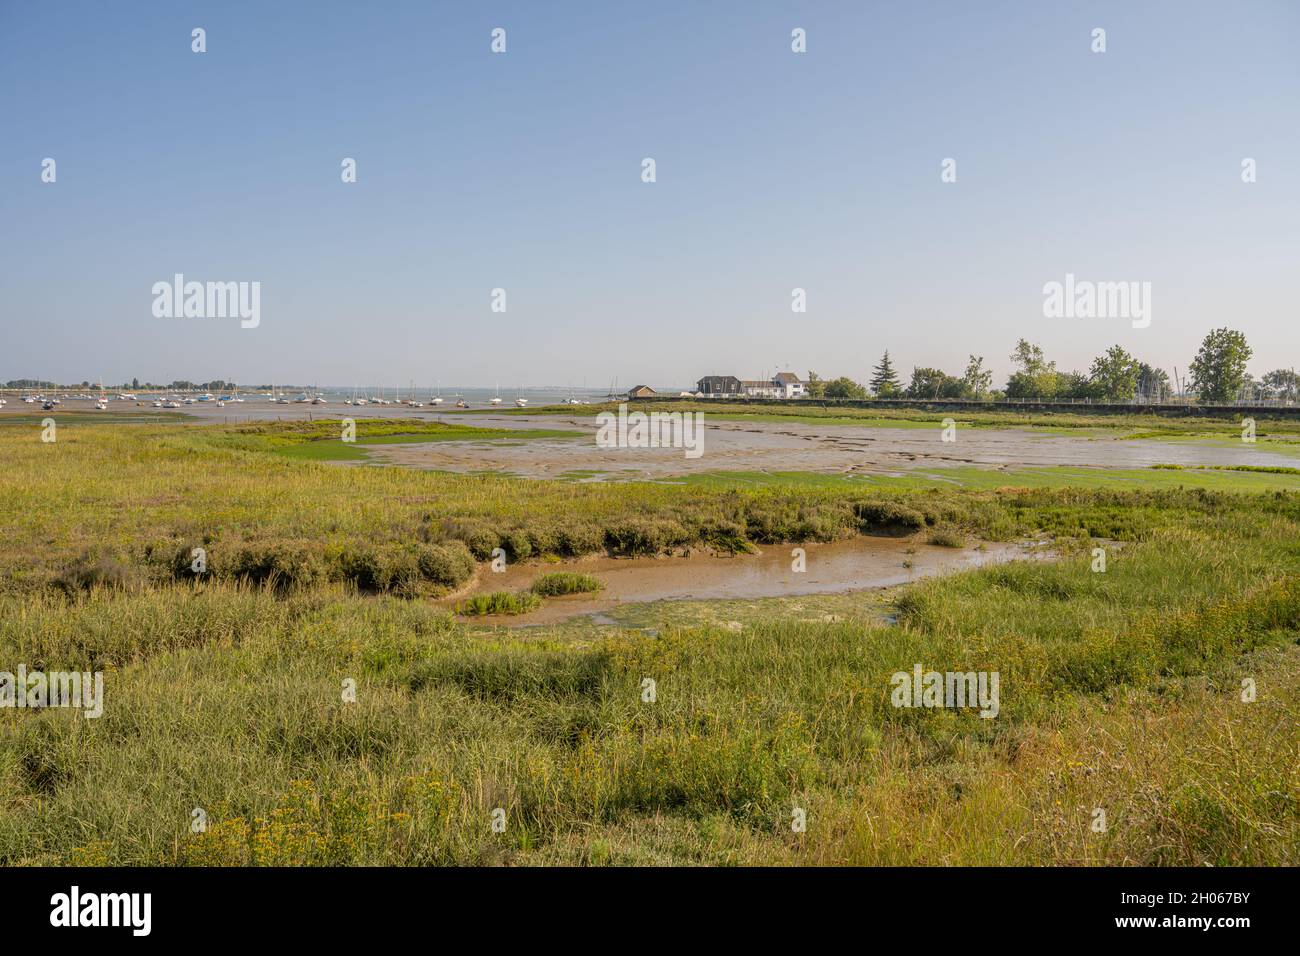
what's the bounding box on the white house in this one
[700,372,806,399]
[772,372,805,398]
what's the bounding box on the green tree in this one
[1055,371,1092,400]
[1188,328,1252,403]
[1240,373,1264,402]
[1087,345,1140,401]
[1005,339,1059,399]
[823,376,868,400]
[1136,363,1170,402]
[804,371,826,399]
[1261,369,1299,401]
[962,355,993,398]
[1010,339,1048,372]
[869,351,901,397]
[906,367,963,399]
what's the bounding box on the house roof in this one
[696,375,741,389]
[773,372,802,384]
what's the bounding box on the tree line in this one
[805,328,1296,404]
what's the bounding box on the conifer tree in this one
[870,350,901,396]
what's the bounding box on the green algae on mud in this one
[669,465,1300,493]
[276,426,583,461]
[510,399,1300,435]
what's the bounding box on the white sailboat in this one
[490,382,503,406]
[430,383,443,405]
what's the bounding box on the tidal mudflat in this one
[359,411,1300,482]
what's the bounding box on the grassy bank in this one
[3,418,1297,596]
[0,418,1295,865]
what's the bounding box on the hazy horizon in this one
[3,1,1297,387]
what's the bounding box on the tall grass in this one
[457,591,542,616]
[530,572,604,596]
[0,420,1296,865]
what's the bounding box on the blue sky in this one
[2,1,1296,388]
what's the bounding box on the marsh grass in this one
[457,590,543,616]
[925,529,967,548]
[0,419,1296,865]
[530,572,604,596]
